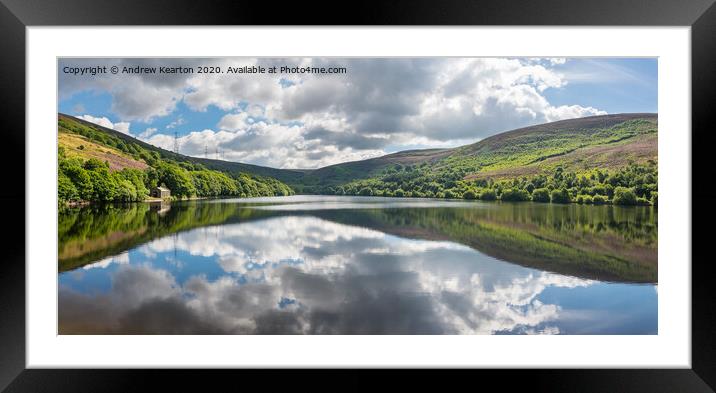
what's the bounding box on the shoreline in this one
[61,193,657,208]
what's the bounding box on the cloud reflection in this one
[60,216,596,334]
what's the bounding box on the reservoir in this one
[58,195,657,334]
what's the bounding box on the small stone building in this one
[151,185,171,199]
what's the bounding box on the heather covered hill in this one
[304,114,657,205]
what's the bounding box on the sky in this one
[58,57,657,169]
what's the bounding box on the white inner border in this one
[27,27,691,368]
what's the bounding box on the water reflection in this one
[58,196,657,334]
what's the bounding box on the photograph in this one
[3,0,712,386]
[56,57,658,335]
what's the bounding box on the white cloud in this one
[77,114,131,135]
[82,252,130,270]
[138,127,158,139]
[217,112,251,131]
[545,105,606,122]
[165,117,186,129]
[61,58,616,168]
[109,79,179,122]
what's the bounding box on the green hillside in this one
[58,114,294,204]
[312,114,658,205]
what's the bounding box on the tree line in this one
[321,161,658,206]
[58,150,293,205]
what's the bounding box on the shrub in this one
[480,189,497,201]
[575,195,584,204]
[115,180,138,202]
[58,172,78,201]
[592,184,607,196]
[550,188,571,204]
[358,187,373,196]
[592,195,608,205]
[394,189,405,197]
[501,188,530,202]
[443,189,456,199]
[605,184,615,198]
[613,186,637,205]
[87,170,118,201]
[651,191,658,207]
[463,190,477,200]
[582,195,594,204]
[531,188,550,203]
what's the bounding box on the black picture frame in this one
[1,0,714,391]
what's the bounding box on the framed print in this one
[2,0,715,391]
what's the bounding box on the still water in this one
[58,195,657,334]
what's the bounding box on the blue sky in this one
[543,58,657,114]
[58,57,657,169]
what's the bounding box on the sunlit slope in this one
[59,130,149,172]
[451,113,657,180]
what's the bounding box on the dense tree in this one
[160,165,196,198]
[58,172,78,202]
[358,187,373,196]
[327,152,656,206]
[500,188,530,202]
[114,180,138,202]
[61,160,94,200]
[531,188,550,203]
[613,187,637,205]
[480,189,497,201]
[592,195,608,205]
[87,170,118,201]
[550,188,571,204]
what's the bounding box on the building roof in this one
[155,186,170,192]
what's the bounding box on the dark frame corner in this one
[1,0,714,391]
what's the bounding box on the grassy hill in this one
[59,130,149,172]
[296,113,657,191]
[312,114,657,205]
[58,113,657,205]
[450,113,657,178]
